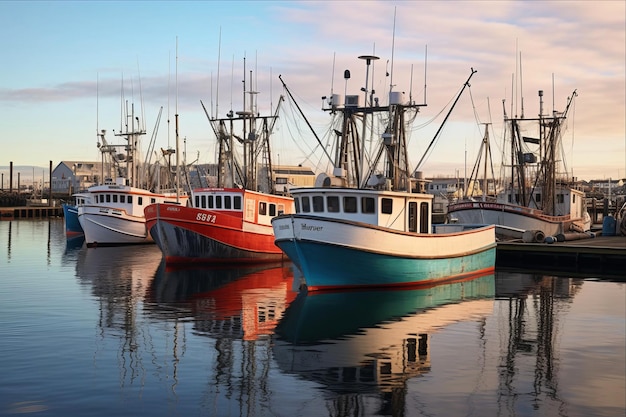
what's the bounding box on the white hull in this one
[448,200,592,241]
[79,205,152,246]
[274,215,495,258]
[78,182,188,247]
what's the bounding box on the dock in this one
[0,206,63,220]
[496,235,625,279]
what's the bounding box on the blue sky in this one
[1,0,624,185]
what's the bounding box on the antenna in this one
[515,39,518,117]
[519,52,524,119]
[175,36,180,202]
[230,54,234,116]
[137,57,145,132]
[423,45,428,105]
[409,64,413,104]
[330,52,336,98]
[389,7,396,96]
[510,73,514,118]
[96,73,99,146]
[216,27,222,119]
[167,50,171,149]
[552,73,556,115]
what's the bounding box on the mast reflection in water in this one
[0,219,623,417]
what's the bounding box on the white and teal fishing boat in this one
[272,56,495,291]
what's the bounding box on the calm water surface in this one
[0,219,624,417]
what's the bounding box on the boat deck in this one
[496,234,625,279]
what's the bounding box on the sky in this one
[1,0,624,186]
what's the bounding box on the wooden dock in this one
[0,206,64,220]
[496,235,625,279]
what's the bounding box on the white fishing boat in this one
[272,56,496,291]
[79,109,188,247]
[447,87,591,242]
[80,179,187,247]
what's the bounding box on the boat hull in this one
[272,215,496,291]
[79,205,152,247]
[447,201,591,240]
[62,203,83,236]
[146,203,288,265]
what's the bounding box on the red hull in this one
[145,189,293,265]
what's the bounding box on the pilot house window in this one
[327,196,340,213]
[362,197,375,214]
[312,196,324,212]
[381,198,393,214]
[343,196,357,213]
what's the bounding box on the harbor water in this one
[0,219,624,417]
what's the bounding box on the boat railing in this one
[449,200,572,222]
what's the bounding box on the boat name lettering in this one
[454,202,504,210]
[196,213,216,223]
[166,206,180,212]
[301,223,323,231]
[277,224,290,230]
[481,203,504,210]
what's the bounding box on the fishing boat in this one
[80,180,187,247]
[79,112,188,247]
[271,55,496,291]
[145,61,294,265]
[62,192,91,236]
[447,88,591,242]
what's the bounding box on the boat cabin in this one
[72,193,91,206]
[86,183,185,218]
[498,185,586,218]
[290,187,433,234]
[192,187,294,226]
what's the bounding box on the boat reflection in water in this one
[147,262,298,341]
[274,272,495,396]
[76,245,162,305]
[65,234,85,251]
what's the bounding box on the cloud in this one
[0,1,623,178]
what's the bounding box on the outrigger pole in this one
[414,68,477,173]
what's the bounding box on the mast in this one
[358,55,379,188]
[175,56,180,200]
[482,123,490,201]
